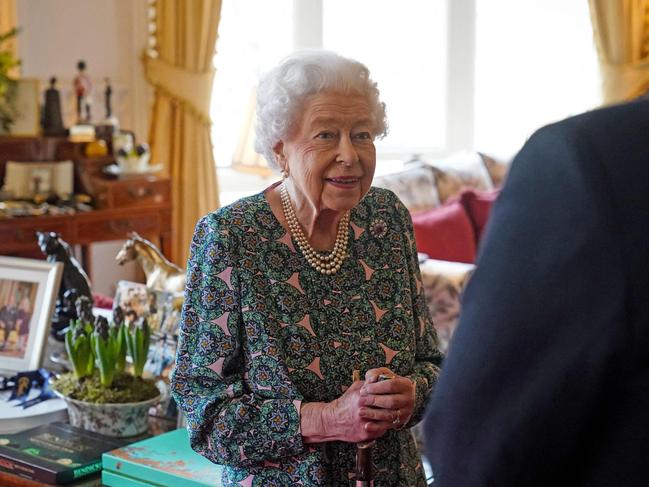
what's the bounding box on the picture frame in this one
[112,280,182,337]
[0,257,62,373]
[8,78,41,136]
[2,160,74,199]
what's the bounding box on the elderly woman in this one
[171,50,442,486]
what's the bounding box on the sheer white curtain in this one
[474,0,601,157]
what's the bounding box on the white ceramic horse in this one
[115,233,186,293]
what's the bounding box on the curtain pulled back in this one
[143,0,222,266]
[589,0,649,103]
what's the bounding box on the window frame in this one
[293,0,475,160]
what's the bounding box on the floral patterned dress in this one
[171,186,442,486]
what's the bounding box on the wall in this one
[16,0,153,296]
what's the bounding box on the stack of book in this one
[102,428,223,486]
[0,422,129,485]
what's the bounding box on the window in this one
[211,0,292,169]
[322,0,448,155]
[474,0,601,156]
[210,0,602,203]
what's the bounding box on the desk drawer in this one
[94,178,170,209]
[0,219,73,249]
[77,214,160,242]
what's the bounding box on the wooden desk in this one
[0,202,171,277]
[0,136,172,276]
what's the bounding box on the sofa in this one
[373,151,511,353]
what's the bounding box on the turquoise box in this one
[102,428,223,486]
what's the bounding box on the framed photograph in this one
[0,257,62,373]
[2,160,74,199]
[9,78,41,136]
[113,280,182,336]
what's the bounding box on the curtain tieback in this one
[600,57,649,103]
[143,54,214,122]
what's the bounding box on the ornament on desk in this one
[5,369,55,408]
[73,60,92,124]
[36,232,92,340]
[41,76,66,136]
[101,77,119,131]
[116,142,151,173]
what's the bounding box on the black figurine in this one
[104,77,112,119]
[49,288,80,339]
[41,76,66,136]
[37,232,93,339]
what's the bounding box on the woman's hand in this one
[301,368,416,444]
[358,367,416,430]
[301,381,393,443]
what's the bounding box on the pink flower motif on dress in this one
[351,221,365,239]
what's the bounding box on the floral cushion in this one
[419,258,475,354]
[479,152,512,187]
[373,163,440,214]
[425,151,494,203]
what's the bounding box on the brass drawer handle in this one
[128,187,153,198]
[108,220,133,234]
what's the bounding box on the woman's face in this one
[275,91,377,215]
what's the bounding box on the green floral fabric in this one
[171,186,442,486]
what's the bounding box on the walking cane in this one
[353,371,393,486]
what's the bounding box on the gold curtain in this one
[0,0,19,78]
[588,0,649,104]
[143,0,222,266]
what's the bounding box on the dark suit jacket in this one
[423,99,649,486]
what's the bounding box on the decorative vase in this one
[55,393,160,438]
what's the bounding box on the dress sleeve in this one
[171,214,305,467]
[395,197,443,427]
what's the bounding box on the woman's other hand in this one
[358,367,416,430]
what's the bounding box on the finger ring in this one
[392,409,400,425]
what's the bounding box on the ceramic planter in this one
[56,393,160,438]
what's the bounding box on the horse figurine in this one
[37,231,93,338]
[116,232,186,293]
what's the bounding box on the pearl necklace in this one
[279,182,349,275]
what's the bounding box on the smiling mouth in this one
[325,177,360,185]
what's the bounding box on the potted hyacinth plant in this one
[52,302,160,438]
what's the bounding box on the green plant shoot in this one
[64,321,92,380]
[91,316,117,388]
[126,318,151,378]
[110,322,128,373]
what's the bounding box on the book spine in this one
[0,456,56,484]
[70,461,103,481]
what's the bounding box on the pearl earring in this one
[281,168,289,179]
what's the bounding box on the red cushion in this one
[412,201,477,263]
[460,189,499,240]
[93,292,114,310]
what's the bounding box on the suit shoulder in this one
[532,99,649,144]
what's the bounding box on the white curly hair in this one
[254,50,388,170]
